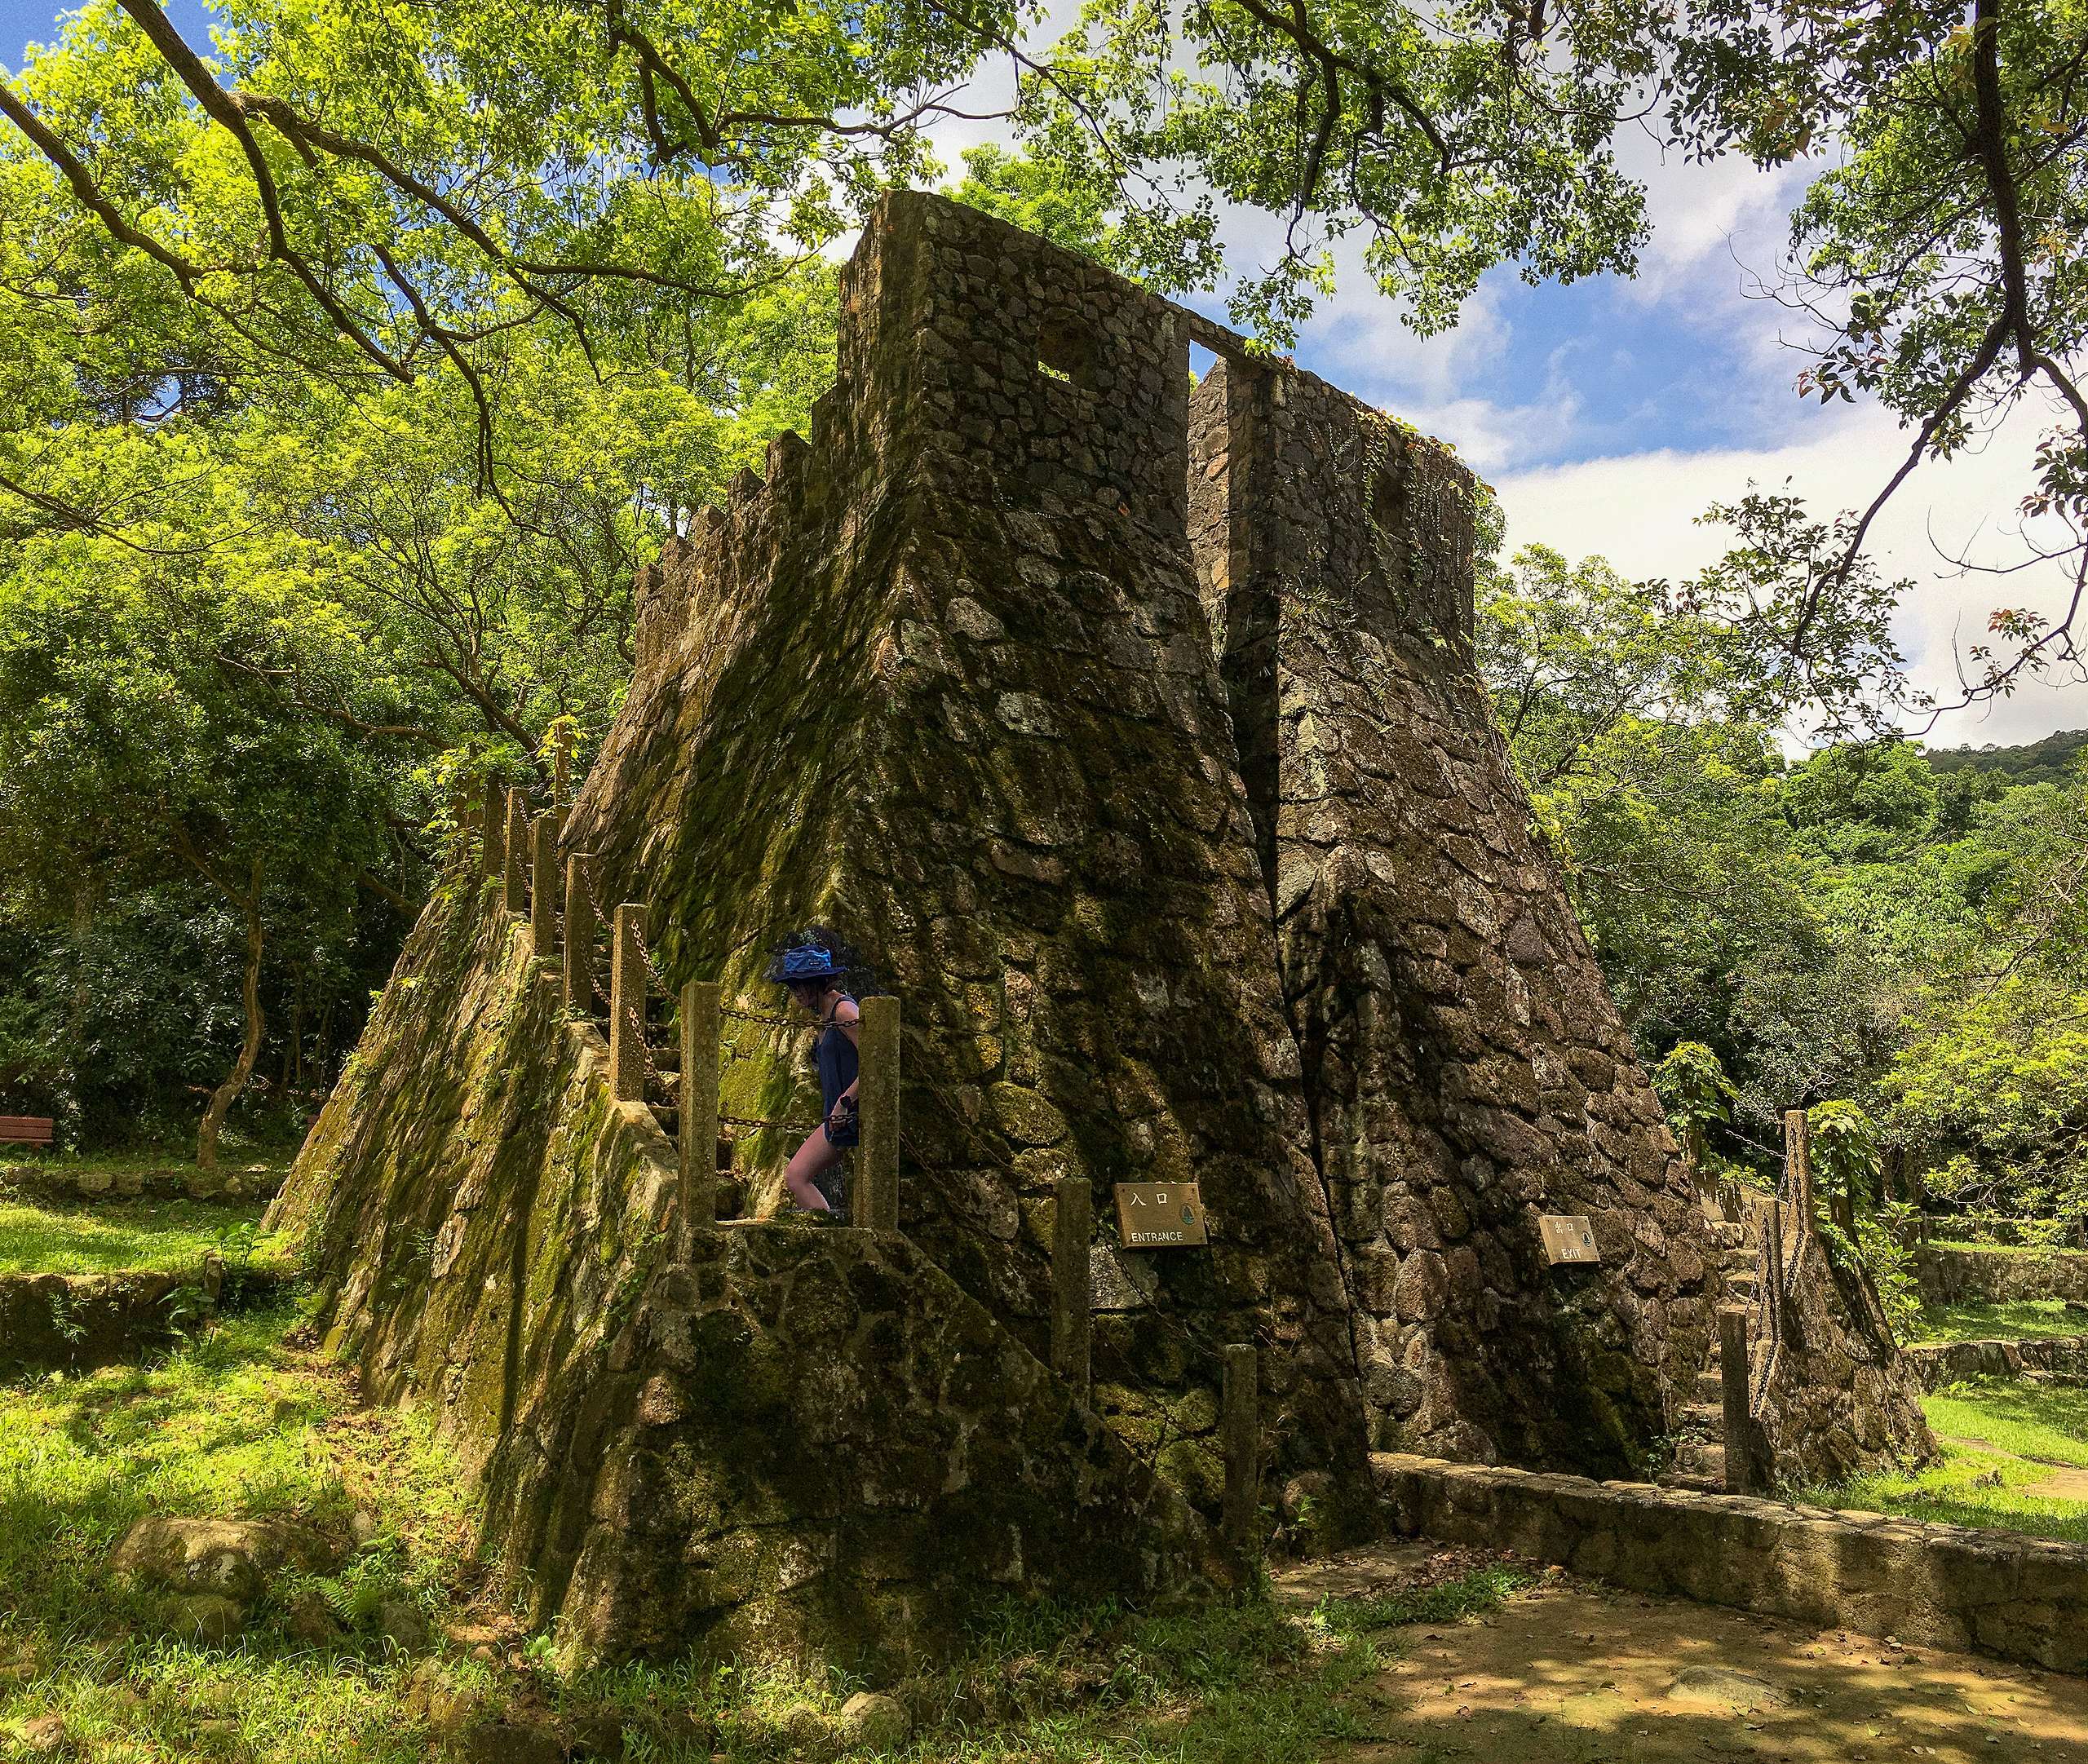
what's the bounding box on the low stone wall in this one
[1904,1334,2088,1390]
[1374,1452,2088,1674]
[1918,1246,2088,1306]
[0,1271,199,1375]
[0,1257,283,1376]
[0,1163,284,1205]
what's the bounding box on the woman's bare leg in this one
[784,1130,842,1211]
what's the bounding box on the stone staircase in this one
[1666,1216,1758,1490]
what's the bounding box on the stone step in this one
[1695,1371,1726,1404]
[1705,1222,1747,1249]
[1679,1401,1723,1435]
[1674,1439,1727,1477]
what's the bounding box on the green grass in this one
[0,1304,476,1763]
[1312,1563,1542,1638]
[1805,1376,2088,1545]
[1931,1238,2088,1258]
[1911,1298,2088,1344]
[1807,1448,2088,1546]
[0,1139,296,1178]
[0,1196,287,1276]
[0,1304,1542,1762]
[861,1566,1535,1764]
[1924,1377,2088,1466]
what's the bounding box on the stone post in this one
[449,784,473,867]
[553,724,573,811]
[1221,1344,1261,1564]
[1691,1123,1719,1217]
[480,774,505,881]
[564,856,595,1017]
[1785,1107,1814,1236]
[1719,1306,1753,1493]
[529,815,558,962]
[1831,1190,1856,1239]
[679,980,721,1247]
[856,994,900,1231]
[608,904,646,1104]
[502,789,528,916]
[1051,1176,1092,1405]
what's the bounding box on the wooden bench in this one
[0,1116,55,1146]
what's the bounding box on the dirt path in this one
[1277,1543,2088,1763]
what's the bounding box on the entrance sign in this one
[1115,1182,1208,1248]
[1539,1215,1599,1265]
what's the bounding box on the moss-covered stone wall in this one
[561,192,1373,1528]
[273,878,1221,1676]
[278,190,1931,1670]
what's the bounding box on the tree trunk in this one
[66,881,95,1054]
[197,876,265,1170]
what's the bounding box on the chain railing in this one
[458,789,1270,1532]
[467,795,902,1245]
[1731,1108,1815,1494]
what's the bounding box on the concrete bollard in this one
[480,774,505,881]
[608,904,646,1104]
[563,856,594,1016]
[855,995,901,1231]
[1785,1108,1814,1236]
[1051,1176,1092,1405]
[1221,1344,1261,1565]
[529,815,558,962]
[502,789,529,916]
[1719,1306,1753,1493]
[679,980,721,1248]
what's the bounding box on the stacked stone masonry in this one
[1906,1334,2088,1390]
[1376,1452,2088,1676]
[274,191,1931,1669]
[272,897,1220,1675]
[1741,1197,1933,1489]
[1919,1246,2088,1306]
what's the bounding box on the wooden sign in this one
[1539,1214,1599,1266]
[1115,1182,1208,1248]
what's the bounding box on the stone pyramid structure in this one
[271,191,1927,1674]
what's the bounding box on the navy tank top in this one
[817,995,860,1146]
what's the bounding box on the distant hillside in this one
[1923,728,2086,785]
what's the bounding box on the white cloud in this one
[1495,402,2088,748]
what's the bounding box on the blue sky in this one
[7,2,2085,746]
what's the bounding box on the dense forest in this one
[0,0,2082,1209]
[1486,547,2086,1221]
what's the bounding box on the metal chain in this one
[720,1112,820,1137]
[630,919,670,1001]
[1747,1193,1785,1421]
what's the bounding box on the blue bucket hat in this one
[770,944,838,984]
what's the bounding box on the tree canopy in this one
[0,0,2083,1167]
